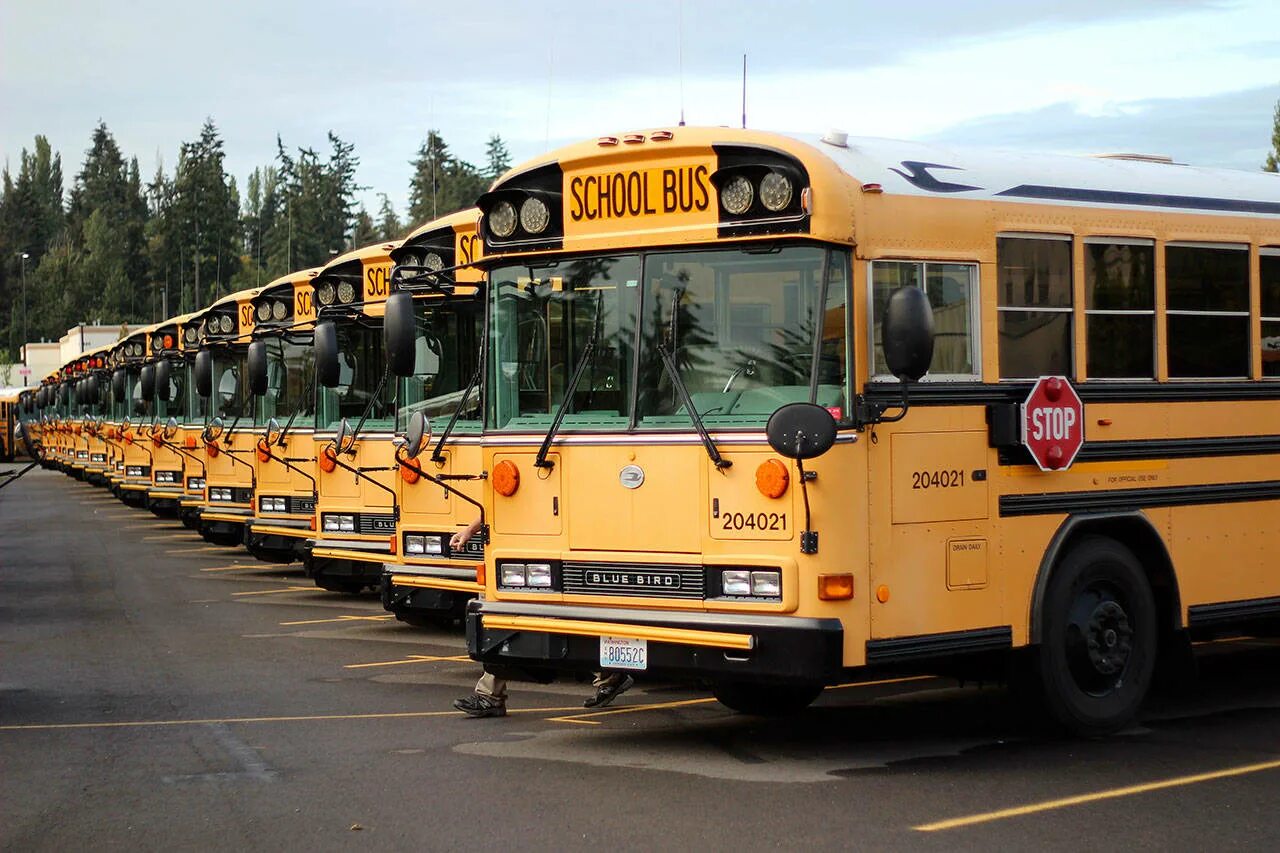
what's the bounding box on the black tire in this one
[712,682,823,716]
[1036,536,1156,736]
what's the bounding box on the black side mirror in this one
[87,375,101,406]
[404,410,431,458]
[112,369,127,404]
[315,321,340,388]
[882,286,935,382]
[766,403,837,460]
[156,360,172,402]
[140,364,156,402]
[195,349,213,398]
[133,399,147,416]
[384,291,417,378]
[247,340,269,397]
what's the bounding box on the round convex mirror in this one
[165,417,179,439]
[205,416,225,443]
[266,416,283,446]
[404,411,432,459]
[336,417,352,454]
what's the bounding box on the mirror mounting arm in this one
[853,380,912,428]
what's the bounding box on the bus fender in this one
[1028,511,1181,645]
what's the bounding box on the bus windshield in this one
[211,349,251,422]
[396,299,482,434]
[486,245,849,431]
[256,337,315,427]
[317,322,395,431]
[157,360,189,421]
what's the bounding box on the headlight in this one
[398,251,421,270]
[526,563,553,588]
[423,252,444,273]
[489,200,517,238]
[405,535,425,555]
[219,314,234,334]
[185,328,198,344]
[519,197,550,234]
[750,570,781,597]
[337,282,356,304]
[272,301,288,321]
[256,303,271,322]
[758,172,794,212]
[722,569,751,596]
[317,282,336,306]
[187,477,205,490]
[500,563,527,587]
[720,175,754,215]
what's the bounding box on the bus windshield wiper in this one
[657,288,730,470]
[656,340,730,470]
[534,293,602,470]
[343,365,392,451]
[430,358,483,464]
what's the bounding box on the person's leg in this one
[584,671,635,708]
[454,669,508,717]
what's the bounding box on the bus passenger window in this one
[997,235,1073,378]
[1262,249,1280,379]
[1085,239,1155,379]
[1166,244,1249,378]
[871,260,978,380]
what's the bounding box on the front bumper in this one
[466,600,844,685]
[310,538,394,565]
[381,563,481,616]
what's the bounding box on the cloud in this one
[924,84,1280,171]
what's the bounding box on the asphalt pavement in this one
[3,462,1279,850]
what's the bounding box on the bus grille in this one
[287,496,316,514]
[561,561,704,600]
[357,512,397,535]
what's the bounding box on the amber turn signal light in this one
[256,439,271,463]
[318,445,337,473]
[493,460,520,497]
[205,441,219,458]
[755,458,789,499]
[398,449,421,484]
[818,573,854,600]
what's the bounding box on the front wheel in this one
[712,682,823,716]
[1037,536,1157,736]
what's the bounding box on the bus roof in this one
[400,208,479,244]
[322,240,401,273]
[207,286,263,311]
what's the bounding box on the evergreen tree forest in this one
[0,121,511,360]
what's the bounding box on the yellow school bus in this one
[244,267,323,563]
[0,391,20,462]
[465,127,1280,735]
[307,240,403,592]
[137,313,206,516]
[78,345,114,486]
[380,210,487,625]
[109,325,162,505]
[194,288,262,546]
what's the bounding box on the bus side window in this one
[1084,238,1155,379]
[1258,248,1280,378]
[871,260,978,381]
[1166,243,1249,378]
[997,235,1073,379]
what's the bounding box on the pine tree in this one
[376,193,401,240]
[262,133,364,274]
[483,134,512,181]
[1265,99,1280,173]
[0,135,65,356]
[349,206,378,249]
[407,130,486,224]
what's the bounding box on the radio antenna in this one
[678,0,686,126]
[741,54,747,129]
[545,36,555,150]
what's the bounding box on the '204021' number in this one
[721,511,787,531]
[911,469,965,489]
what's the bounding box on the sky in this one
[1,0,1278,222]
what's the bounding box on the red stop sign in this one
[1021,376,1084,471]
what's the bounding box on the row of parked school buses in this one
[9,126,1280,735]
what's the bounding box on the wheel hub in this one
[1085,600,1132,675]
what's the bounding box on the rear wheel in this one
[712,682,823,716]
[1037,536,1156,736]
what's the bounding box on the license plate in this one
[599,636,647,671]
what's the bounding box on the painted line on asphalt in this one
[344,654,471,669]
[546,675,936,726]
[200,564,269,572]
[914,758,1280,832]
[230,586,315,597]
[142,534,191,541]
[280,614,396,626]
[0,705,589,732]
[168,546,239,554]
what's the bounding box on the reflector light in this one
[493,460,520,496]
[755,459,789,499]
[818,574,854,601]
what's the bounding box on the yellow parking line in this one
[142,535,190,541]
[343,654,471,669]
[915,758,1280,832]
[230,586,314,597]
[0,705,587,732]
[168,546,237,554]
[200,564,269,572]
[280,615,396,626]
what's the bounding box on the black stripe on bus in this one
[1079,435,1280,462]
[865,626,1012,664]
[1000,480,1280,517]
[1187,596,1280,628]
[994,184,1280,216]
[864,381,1280,408]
